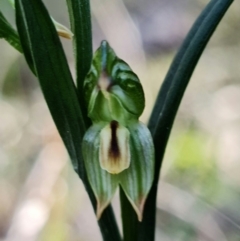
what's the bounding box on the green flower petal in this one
[82,122,119,218]
[119,122,155,221]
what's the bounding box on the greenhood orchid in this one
[82,41,155,221]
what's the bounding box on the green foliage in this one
[14,0,120,240]
[137,1,234,240]
[15,0,86,172]
[66,0,92,127]
[0,0,236,240]
[0,10,22,52]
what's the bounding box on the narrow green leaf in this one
[15,1,121,240]
[0,8,35,73]
[15,0,86,172]
[66,0,92,127]
[138,0,234,240]
[0,11,22,52]
[149,0,234,133]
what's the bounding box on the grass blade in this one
[0,10,22,52]
[140,0,234,240]
[15,0,86,172]
[15,0,121,240]
[66,0,92,126]
[149,0,234,134]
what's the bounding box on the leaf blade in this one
[15,0,86,172]
[66,0,92,127]
[15,1,121,240]
[141,0,235,240]
[0,10,22,52]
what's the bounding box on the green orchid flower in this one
[82,41,154,221]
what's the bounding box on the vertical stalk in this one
[120,188,138,241]
[66,0,92,127]
[66,1,122,240]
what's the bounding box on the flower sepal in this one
[82,120,154,221]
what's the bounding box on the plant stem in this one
[120,188,138,241]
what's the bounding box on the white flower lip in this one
[99,120,130,174]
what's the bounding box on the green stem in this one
[120,187,138,241]
[66,0,92,127]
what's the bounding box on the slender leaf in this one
[4,1,35,73]
[0,10,22,52]
[138,0,234,240]
[66,0,92,127]
[15,1,121,240]
[148,0,229,132]
[15,0,86,172]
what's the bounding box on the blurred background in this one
[1,0,240,240]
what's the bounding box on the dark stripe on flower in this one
[109,120,120,161]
